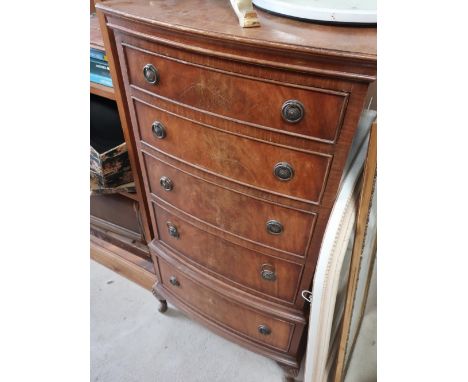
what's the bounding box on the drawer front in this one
[158,257,294,351]
[144,153,315,256]
[154,204,303,303]
[135,99,330,204]
[124,44,346,143]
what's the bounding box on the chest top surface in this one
[96,0,376,63]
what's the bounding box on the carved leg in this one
[151,284,167,313]
[277,362,299,382]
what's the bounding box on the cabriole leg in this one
[151,284,167,313]
[277,362,299,382]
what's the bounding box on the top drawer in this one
[122,44,348,143]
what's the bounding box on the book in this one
[90,57,113,88]
[90,48,107,62]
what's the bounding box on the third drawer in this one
[143,152,316,256]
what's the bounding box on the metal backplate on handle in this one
[266,220,283,235]
[273,162,294,181]
[281,99,305,123]
[169,276,180,286]
[260,264,277,281]
[167,222,179,239]
[143,63,159,84]
[152,121,166,139]
[258,325,271,335]
[160,176,173,191]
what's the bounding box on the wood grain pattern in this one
[129,86,340,156]
[90,1,152,275]
[158,256,294,351]
[97,0,376,62]
[112,29,373,214]
[105,14,375,82]
[153,203,303,303]
[91,234,156,290]
[134,98,331,204]
[91,223,150,260]
[150,191,312,263]
[96,0,376,374]
[95,1,154,243]
[141,140,319,214]
[143,152,316,256]
[153,273,303,368]
[90,13,104,50]
[123,43,347,143]
[151,241,306,322]
[90,81,115,100]
[90,193,143,240]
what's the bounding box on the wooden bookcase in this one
[90,10,155,291]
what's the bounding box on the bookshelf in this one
[90,8,155,290]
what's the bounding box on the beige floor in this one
[91,260,376,382]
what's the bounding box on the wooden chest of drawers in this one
[97,0,376,375]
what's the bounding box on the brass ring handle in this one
[258,325,271,335]
[281,100,304,123]
[273,162,294,181]
[169,276,180,287]
[266,220,283,235]
[167,222,179,239]
[152,121,166,139]
[159,176,173,191]
[260,264,276,281]
[143,63,159,85]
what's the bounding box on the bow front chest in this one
[96,0,376,374]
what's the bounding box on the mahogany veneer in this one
[97,0,376,375]
[134,99,331,204]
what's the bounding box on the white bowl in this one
[253,0,377,24]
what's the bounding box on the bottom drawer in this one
[157,257,294,352]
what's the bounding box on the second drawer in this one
[134,99,331,204]
[154,203,303,303]
[143,153,315,256]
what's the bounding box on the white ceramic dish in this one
[253,0,376,24]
